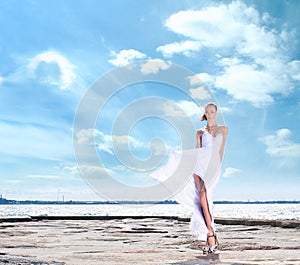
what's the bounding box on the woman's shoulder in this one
[197,127,206,135]
[217,125,228,135]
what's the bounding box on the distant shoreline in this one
[0,197,299,205]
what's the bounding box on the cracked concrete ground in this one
[0,218,299,265]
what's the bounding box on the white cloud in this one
[188,73,213,101]
[288,60,300,81]
[26,174,60,180]
[260,129,300,158]
[222,167,241,178]
[161,1,299,107]
[177,100,202,117]
[190,73,213,85]
[162,100,201,118]
[75,128,171,176]
[0,75,4,85]
[156,40,201,57]
[140,59,170,74]
[27,51,75,90]
[79,165,113,180]
[189,87,212,101]
[76,128,146,155]
[219,106,231,113]
[108,49,147,67]
[76,128,113,154]
[164,2,256,48]
[215,62,289,107]
[111,134,145,150]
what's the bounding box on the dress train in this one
[150,132,223,241]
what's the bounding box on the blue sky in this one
[0,0,299,201]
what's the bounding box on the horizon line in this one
[0,196,299,205]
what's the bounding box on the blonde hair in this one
[200,102,218,121]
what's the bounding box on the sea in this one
[0,203,299,220]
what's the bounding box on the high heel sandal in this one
[202,233,219,254]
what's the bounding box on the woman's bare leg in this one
[199,188,213,232]
[194,174,215,246]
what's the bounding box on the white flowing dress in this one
[150,131,223,241]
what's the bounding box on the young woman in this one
[193,102,228,253]
[151,102,228,254]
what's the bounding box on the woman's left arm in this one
[219,126,228,161]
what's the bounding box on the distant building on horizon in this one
[0,194,17,204]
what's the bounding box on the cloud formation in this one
[108,49,147,67]
[26,174,60,180]
[188,73,213,101]
[260,129,300,159]
[27,51,75,90]
[76,128,148,156]
[160,1,299,107]
[162,100,201,118]
[157,40,201,57]
[222,167,241,178]
[140,59,170,74]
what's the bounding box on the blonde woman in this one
[151,102,228,254]
[193,102,228,253]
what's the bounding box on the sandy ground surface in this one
[0,217,299,265]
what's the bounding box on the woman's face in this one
[205,105,217,121]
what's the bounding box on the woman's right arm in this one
[196,130,203,148]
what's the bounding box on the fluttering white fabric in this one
[150,131,223,241]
